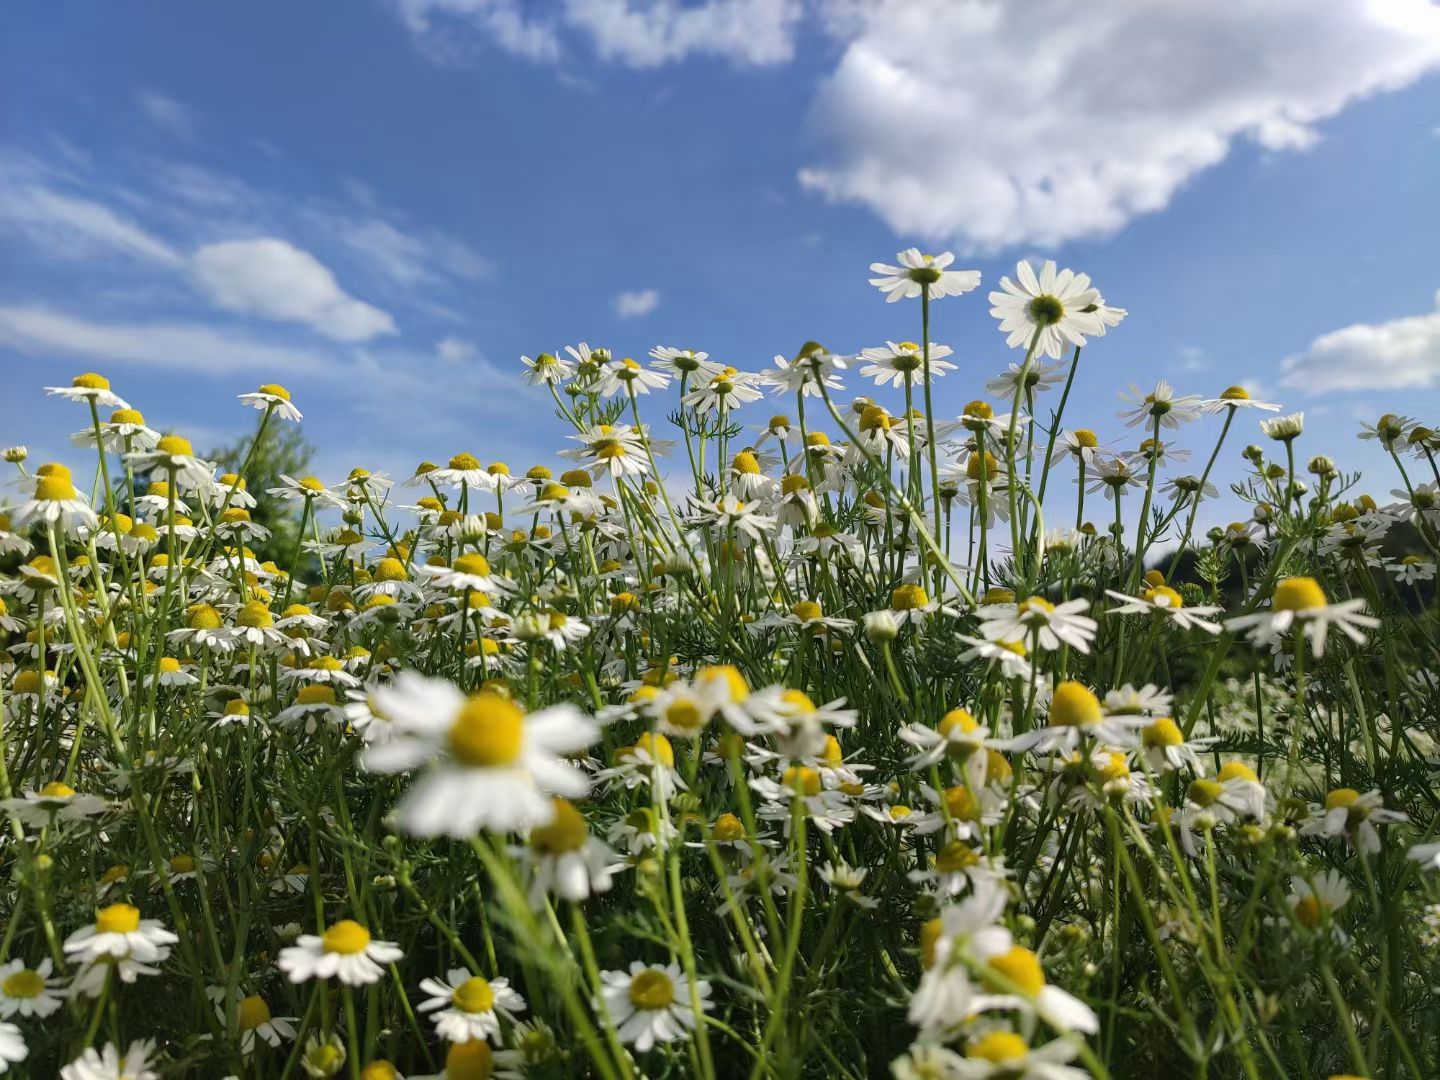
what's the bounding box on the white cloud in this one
[0,164,181,264]
[392,0,801,67]
[563,0,803,67]
[799,0,1440,251]
[1281,289,1440,392]
[331,215,491,290]
[436,335,479,362]
[137,91,195,137]
[0,305,336,375]
[614,288,660,318]
[189,238,398,342]
[390,0,562,62]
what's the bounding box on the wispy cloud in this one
[0,305,338,375]
[137,91,195,137]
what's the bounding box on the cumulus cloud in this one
[393,0,1440,250]
[0,305,336,375]
[799,0,1440,251]
[392,0,801,67]
[614,288,660,318]
[1281,289,1440,392]
[189,239,397,342]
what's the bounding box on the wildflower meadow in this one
[5,253,1440,1080]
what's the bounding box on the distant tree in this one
[207,422,316,566]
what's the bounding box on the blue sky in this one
[3,1,1440,530]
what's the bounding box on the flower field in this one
[3,253,1440,1079]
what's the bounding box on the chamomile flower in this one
[1226,576,1377,657]
[361,673,599,836]
[520,351,574,385]
[72,407,161,451]
[278,919,404,986]
[988,260,1107,360]
[521,798,622,903]
[1202,385,1281,413]
[869,249,980,303]
[598,962,712,1052]
[1105,586,1222,634]
[1287,871,1352,933]
[1301,787,1408,853]
[46,372,129,409]
[10,466,98,534]
[60,1040,158,1080]
[0,958,62,1018]
[0,1022,23,1074]
[1,781,108,826]
[858,341,957,388]
[950,1033,1088,1079]
[682,367,764,414]
[63,904,178,970]
[418,968,527,1044]
[976,596,1097,653]
[595,356,671,397]
[208,988,298,1054]
[238,383,303,421]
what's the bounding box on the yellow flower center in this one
[73,372,111,389]
[237,601,273,628]
[1095,752,1130,784]
[1144,586,1183,609]
[40,780,77,798]
[1073,428,1098,447]
[634,731,675,767]
[1218,761,1258,784]
[1220,385,1250,401]
[360,1063,400,1080]
[732,451,761,475]
[296,685,336,706]
[448,693,526,767]
[449,453,481,471]
[2,969,44,999]
[96,903,141,934]
[1294,894,1327,930]
[531,799,589,854]
[322,919,372,955]
[159,657,182,674]
[968,1031,1029,1063]
[696,664,749,702]
[1188,778,1223,807]
[936,840,979,874]
[713,813,745,842]
[629,969,676,1010]
[1049,682,1101,727]
[257,383,291,400]
[1271,576,1327,612]
[224,699,250,717]
[445,1039,495,1080]
[237,994,272,1030]
[890,584,929,611]
[987,946,1046,996]
[35,474,79,501]
[156,434,194,457]
[1143,717,1183,748]
[782,766,822,797]
[452,976,496,1014]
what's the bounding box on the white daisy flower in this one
[278,919,404,986]
[988,260,1107,360]
[858,340,957,388]
[0,1022,24,1074]
[869,249,980,303]
[360,673,598,837]
[418,967,527,1044]
[237,383,303,421]
[10,466,98,534]
[520,351,574,386]
[60,1039,158,1080]
[63,904,178,968]
[45,372,129,410]
[1226,576,1377,658]
[0,958,62,1018]
[1105,585,1222,634]
[598,962,712,1052]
